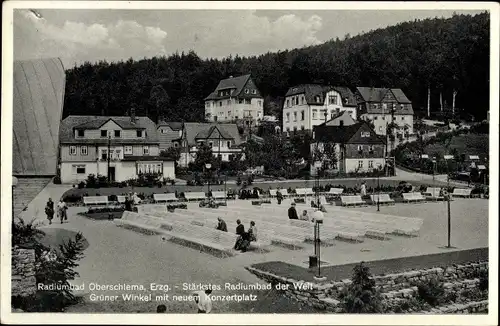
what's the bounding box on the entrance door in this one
[109,167,116,181]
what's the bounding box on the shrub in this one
[87,206,124,214]
[478,270,488,292]
[53,176,61,184]
[62,194,83,203]
[77,181,85,189]
[416,277,444,307]
[339,262,383,313]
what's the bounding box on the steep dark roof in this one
[182,123,243,146]
[157,121,183,130]
[285,84,357,106]
[195,125,234,140]
[314,121,385,145]
[60,115,159,144]
[204,74,262,100]
[356,87,411,104]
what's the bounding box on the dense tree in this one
[63,13,489,122]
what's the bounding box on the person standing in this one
[360,182,367,197]
[45,198,54,225]
[234,219,245,250]
[194,289,213,313]
[248,221,257,242]
[276,189,283,205]
[57,199,68,224]
[288,202,299,219]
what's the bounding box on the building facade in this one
[312,121,386,174]
[157,121,183,152]
[204,75,264,125]
[355,87,414,137]
[59,114,175,184]
[282,84,357,134]
[175,123,244,167]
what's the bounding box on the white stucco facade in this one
[361,113,414,136]
[205,98,264,123]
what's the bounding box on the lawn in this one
[38,228,89,251]
[425,134,489,159]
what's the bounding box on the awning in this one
[444,155,454,160]
[477,165,487,170]
[469,155,479,160]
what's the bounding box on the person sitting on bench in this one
[216,217,228,232]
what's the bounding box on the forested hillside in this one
[63,12,489,123]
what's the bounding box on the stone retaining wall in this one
[245,261,488,312]
[11,246,36,297]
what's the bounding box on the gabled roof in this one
[74,117,146,130]
[195,125,234,140]
[314,121,385,145]
[182,123,243,146]
[285,84,357,106]
[60,115,159,144]
[204,74,262,100]
[356,87,411,104]
[319,110,356,126]
[157,121,183,130]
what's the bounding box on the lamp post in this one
[444,155,454,248]
[432,157,437,186]
[107,134,111,183]
[312,210,326,281]
[376,164,381,212]
[314,161,322,208]
[205,163,212,196]
[12,176,18,218]
[224,174,227,206]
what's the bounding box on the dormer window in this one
[136,130,143,137]
[251,90,256,94]
[114,130,121,138]
[101,130,107,138]
[77,130,84,137]
[245,89,249,94]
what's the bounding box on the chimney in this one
[130,107,136,124]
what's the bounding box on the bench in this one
[184,192,207,201]
[269,189,277,198]
[340,195,366,207]
[402,192,426,203]
[116,196,127,204]
[422,188,444,201]
[153,193,178,203]
[325,188,344,196]
[83,196,109,206]
[369,194,395,205]
[452,188,473,198]
[295,188,314,197]
[211,191,227,199]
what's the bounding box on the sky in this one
[13,8,485,69]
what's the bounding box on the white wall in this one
[344,158,386,173]
[60,162,98,184]
[162,161,176,179]
[363,113,414,136]
[205,98,263,124]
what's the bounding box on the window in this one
[245,99,251,104]
[136,130,143,137]
[369,145,374,153]
[219,101,222,107]
[244,89,249,94]
[77,130,84,137]
[374,116,378,120]
[315,96,321,102]
[101,149,108,160]
[258,100,262,107]
[115,149,122,159]
[124,146,132,155]
[252,89,256,94]
[368,160,374,168]
[227,141,231,147]
[329,95,337,105]
[312,110,317,120]
[69,146,76,155]
[301,110,305,121]
[286,112,290,123]
[208,142,213,148]
[295,97,299,105]
[227,100,231,105]
[339,121,344,127]
[361,132,370,138]
[358,160,363,168]
[382,116,386,120]
[293,126,298,132]
[401,116,405,121]
[114,130,121,137]
[393,117,397,121]
[301,125,305,131]
[286,99,290,107]
[286,127,290,132]
[382,103,387,111]
[301,96,305,105]
[357,145,363,152]
[239,99,244,104]
[293,112,297,122]
[374,104,378,109]
[101,130,107,138]
[379,126,383,131]
[73,165,86,174]
[400,104,404,110]
[174,142,179,148]
[80,146,88,156]
[143,146,149,155]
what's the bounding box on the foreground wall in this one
[13,58,65,176]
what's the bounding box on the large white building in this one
[204,74,264,126]
[282,84,357,133]
[355,87,414,137]
[59,113,175,183]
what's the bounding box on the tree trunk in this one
[427,85,431,117]
[440,92,443,112]
[452,89,457,117]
